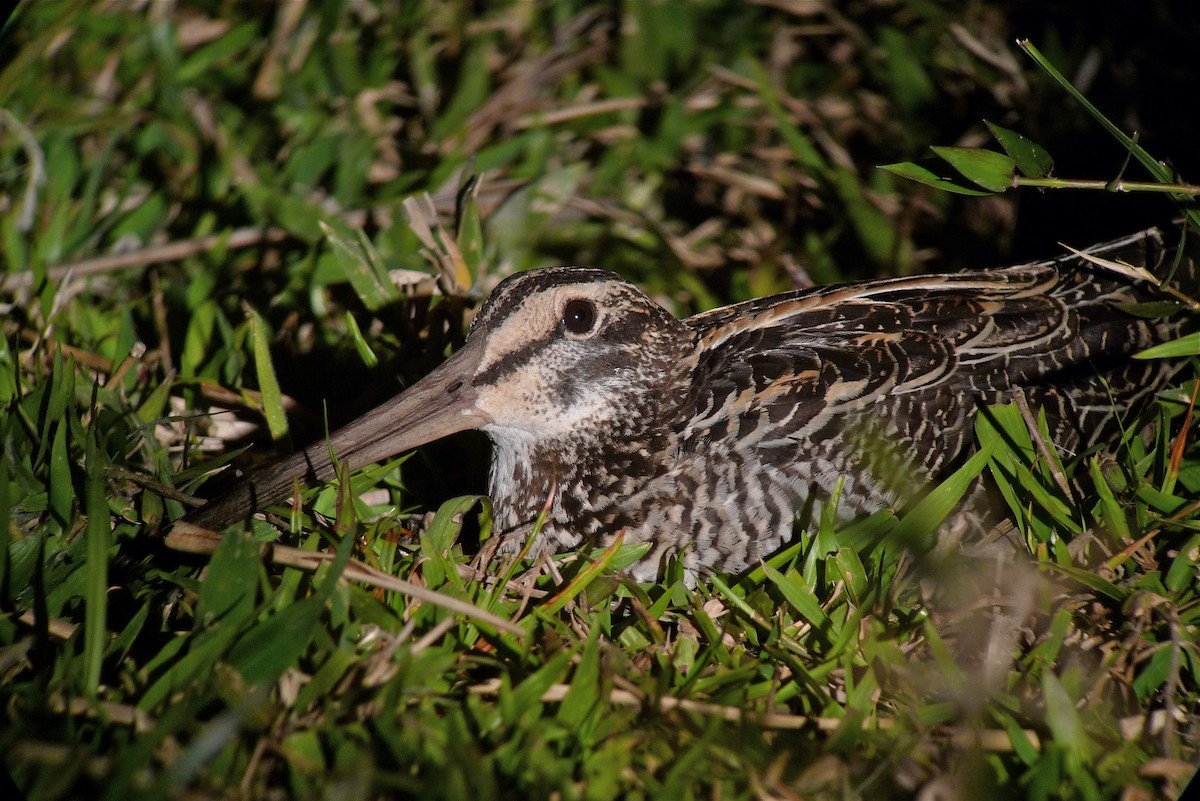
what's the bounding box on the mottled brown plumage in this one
[183,228,1195,582]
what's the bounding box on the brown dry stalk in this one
[467,678,1043,751]
[2,226,289,291]
[165,522,526,637]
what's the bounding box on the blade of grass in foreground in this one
[83,425,110,697]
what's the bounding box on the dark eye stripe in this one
[472,329,562,387]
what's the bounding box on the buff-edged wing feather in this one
[674,229,1191,527]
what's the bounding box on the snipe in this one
[182,228,1196,582]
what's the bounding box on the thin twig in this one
[16,611,77,640]
[1013,392,1074,499]
[49,695,155,734]
[467,679,1043,751]
[2,226,289,291]
[165,522,526,637]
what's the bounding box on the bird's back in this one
[661,228,1195,573]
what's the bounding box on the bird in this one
[180,227,1195,583]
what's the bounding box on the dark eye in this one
[563,299,598,335]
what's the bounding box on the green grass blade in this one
[247,307,288,440]
[83,426,109,697]
[1134,331,1200,359]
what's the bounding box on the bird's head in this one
[183,267,693,531]
[308,267,694,487]
[459,267,692,444]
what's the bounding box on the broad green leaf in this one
[605,540,654,573]
[420,495,481,590]
[425,495,482,552]
[986,121,1054,178]
[930,146,1017,192]
[879,160,993,196]
[1164,534,1200,593]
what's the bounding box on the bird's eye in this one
[563,299,598,335]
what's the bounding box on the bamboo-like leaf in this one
[1018,39,1200,230]
[986,121,1054,178]
[879,160,993,196]
[930,146,1017,192]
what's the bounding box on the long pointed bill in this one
[182,337,491,532]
